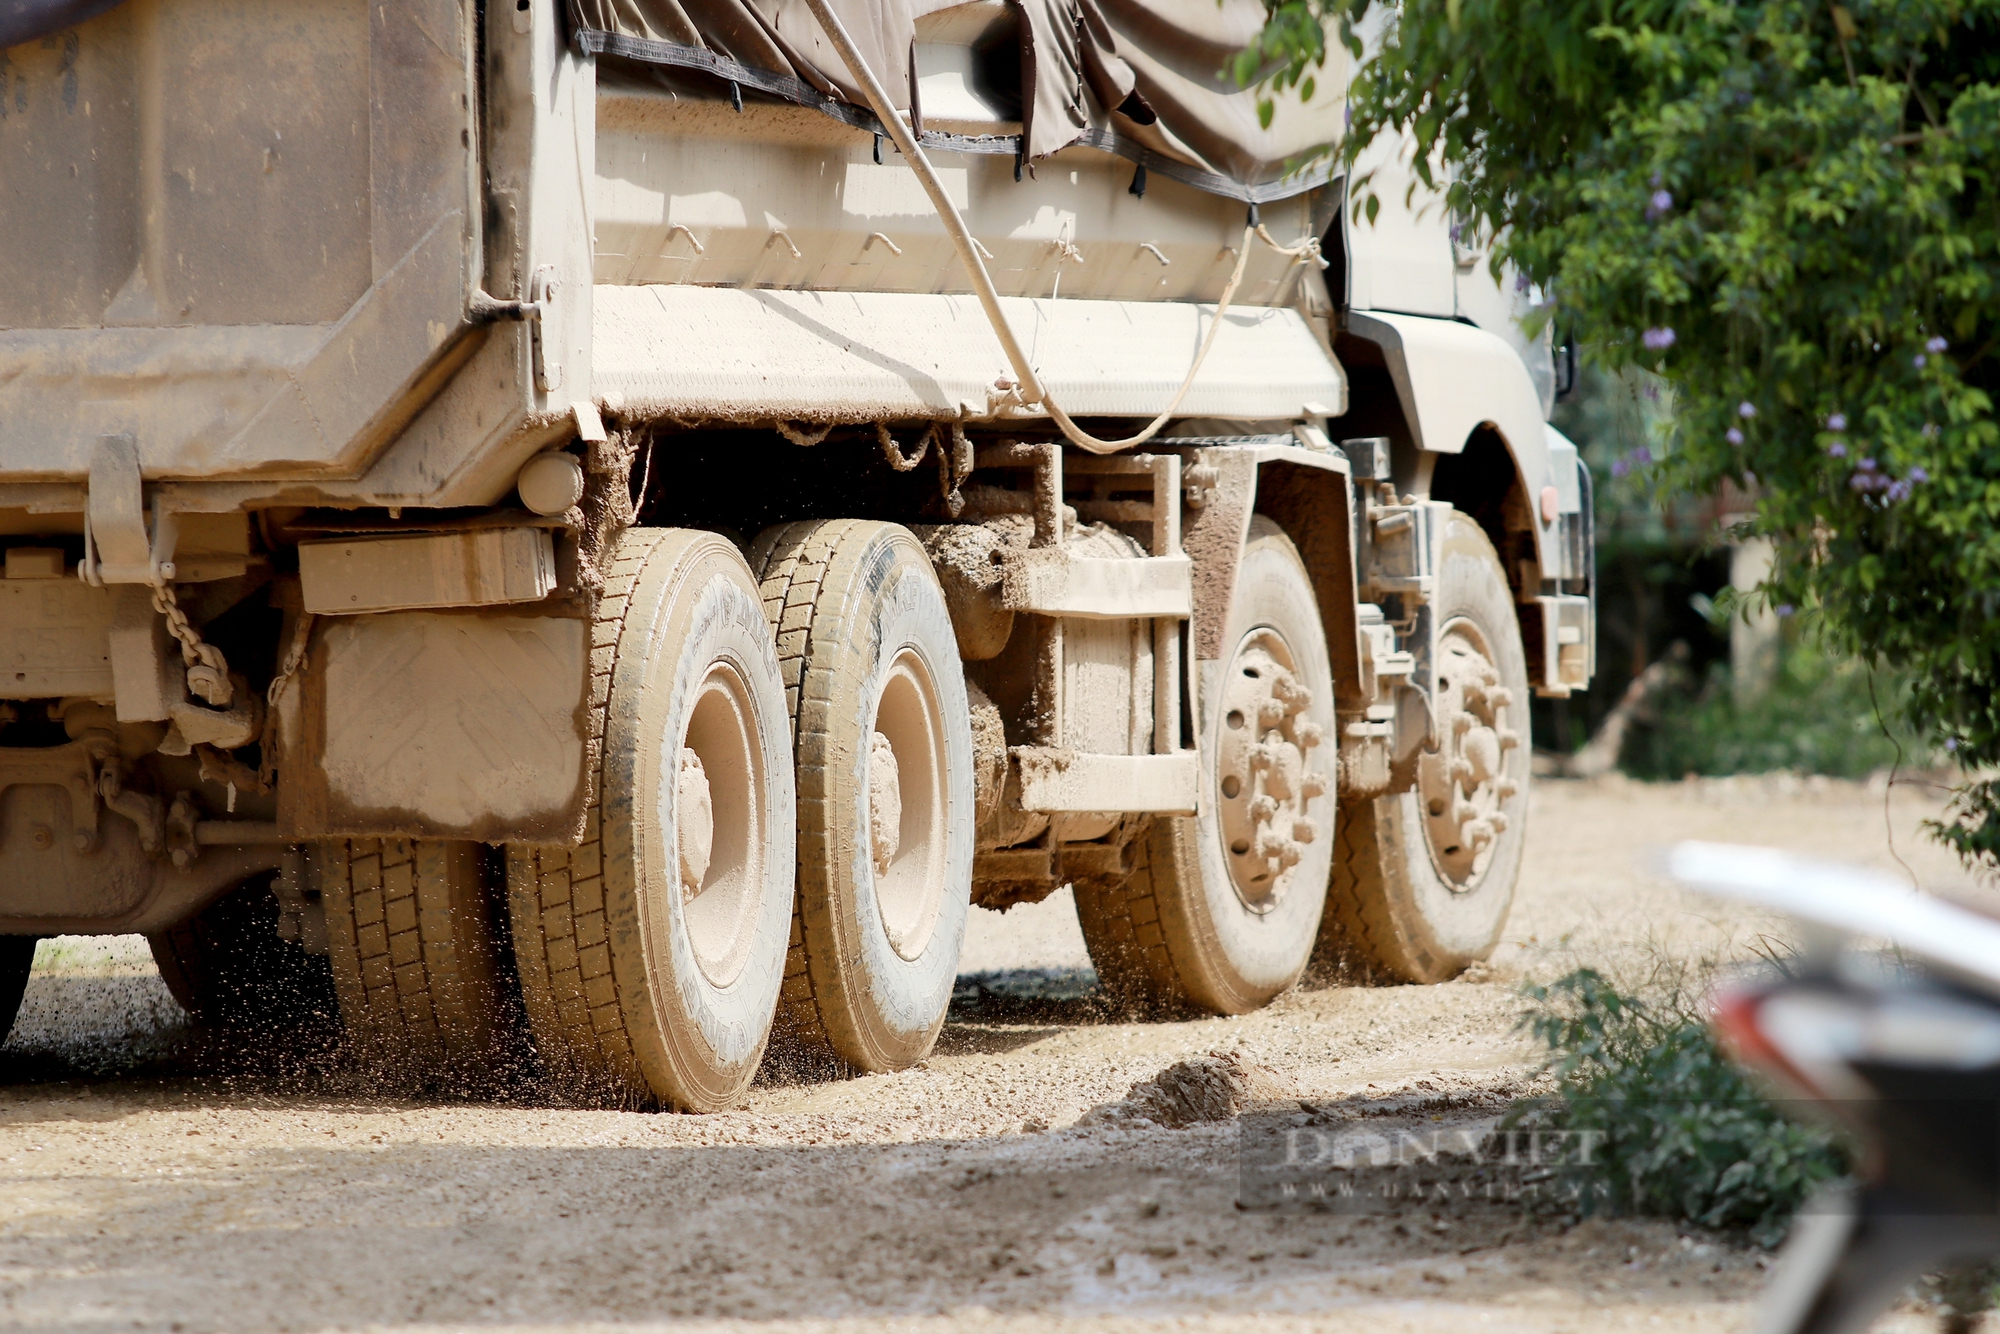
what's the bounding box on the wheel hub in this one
[677,748,714,898]
[867,729,902,878]
[1416,629,1521,888]
[1216,637,1328,907]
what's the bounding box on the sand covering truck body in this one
[0,0,1595,1105]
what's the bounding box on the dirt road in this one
[0,775,1985,1333]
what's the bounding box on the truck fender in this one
[1180,443,1365,719]
[1340,310,1560,573]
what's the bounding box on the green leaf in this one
[1236,0,2000,868]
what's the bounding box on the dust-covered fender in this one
[1342,310,1564,566]
[1178,442,1367,720]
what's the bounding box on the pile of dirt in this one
[1079,1049,1301,1128]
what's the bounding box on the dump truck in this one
[0,0,1595,1108]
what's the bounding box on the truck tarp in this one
[568,0,1343,202]
[1,0,122,49]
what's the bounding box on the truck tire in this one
[1076,518,1336,1014]
[0,936,34,1045]
[749,520,973,1072]
[317,839,513,1076]
[508,529,795,1110]
[149,879,337,1030]
[1317,510,1529,983]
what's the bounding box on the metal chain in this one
[150,582,233,707]
[266,611,316,711]
[256,610,315,791]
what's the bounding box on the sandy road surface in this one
[0,775,1988,1333]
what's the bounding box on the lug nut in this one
[1292,819,1317,844]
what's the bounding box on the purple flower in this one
[1632,445,1653,465]
[1642,327,1676,351]
[1611,458,1631,479]
[1909,465,1930,484]
[1886,479,1913,502]
[1927,336,1949,353]
[1738,401,1757,418]
[1914,353,1928,368]
[1857,457,1877,472]
[1947,737,1960,752]
[1828,442,1848,457]
[1776,604,1795,617]
[1726,427,1745,445]
[1647,189,1674,218]
[1849,474,1871,491]
[1449,223,1462,243]
[1826,413,1847,431]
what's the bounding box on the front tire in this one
[1075,518,1336,1014]
[1317,510,1529,983]
[508,529,795,1110]
[750,520,974,1073]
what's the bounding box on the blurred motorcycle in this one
[1670,842,2000,1334]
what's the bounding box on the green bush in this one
[1513,968,1848,1246]
[1623,639,1922,779]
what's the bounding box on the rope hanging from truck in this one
[795,0,1326,457]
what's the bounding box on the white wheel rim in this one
[1416,620,1522,891]
[1213,626,1330,911]
[870,648,948,961]
[674,661,767,986]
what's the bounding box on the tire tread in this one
[749,519,862,1053]
[320,837,505,1071]
[507,529,665,1103]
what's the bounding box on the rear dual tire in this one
[318,839,511,1078]
[750,520,973,1073]
[507,530,796,1110]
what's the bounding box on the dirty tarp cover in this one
[568,0,1344,200]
